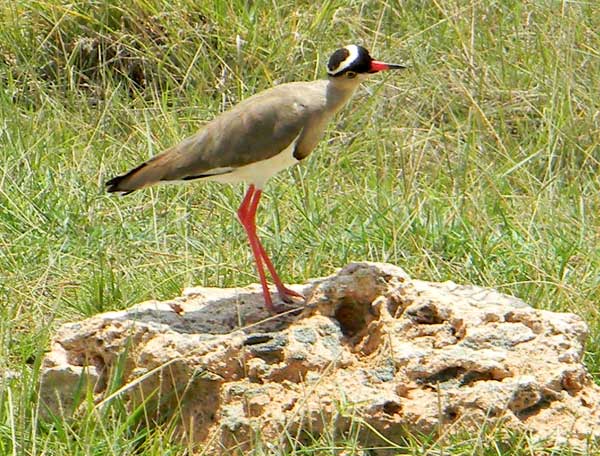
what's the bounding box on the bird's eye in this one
[346,71,357,79]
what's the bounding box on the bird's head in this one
[327,44,405,82]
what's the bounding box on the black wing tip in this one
[105,161,149,195]
[105,175,135,195]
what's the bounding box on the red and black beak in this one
[369,60,406,73]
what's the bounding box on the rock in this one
[39,262,600,452]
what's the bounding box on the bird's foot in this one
[277,286,305,305]
[261,284,305,314]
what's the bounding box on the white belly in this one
[206,140,300,189]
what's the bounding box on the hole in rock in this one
[244,334,274,346]
[334,298,374,337]
[461,370,495,386]
[406,302,444,324]
[420,366,464,385]
[444,405,460,421]
[382,400,402,415]
[244,333,288,363]
[515,396,553,419]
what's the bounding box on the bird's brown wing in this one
[106,81,328,193]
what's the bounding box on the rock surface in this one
[40,262,600,452]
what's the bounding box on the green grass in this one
[1,0,599,453]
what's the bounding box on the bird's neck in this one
[325,77,362,114]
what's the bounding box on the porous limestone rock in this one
[40,262,600,452]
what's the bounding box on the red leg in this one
[237,185,275,312]
[255,241,304,303]
[237,186,304,311]
[247,189,304,304]
[250,189,304,304]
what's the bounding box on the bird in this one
[106,44,405,313]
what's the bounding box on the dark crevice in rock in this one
[382,400,402,415]
[444,405,460,422]
[406,302,444,324]
[461,370,495,386]
[334,298,375,337]
[419,366,463,385]
[244,334,275,346]
[515,396,554,419]
[245,334,288,363]
[419,367,498,388]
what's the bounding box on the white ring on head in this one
[328,44,360,76]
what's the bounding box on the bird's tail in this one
[105,153,172,195]
[105,163,145,195]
